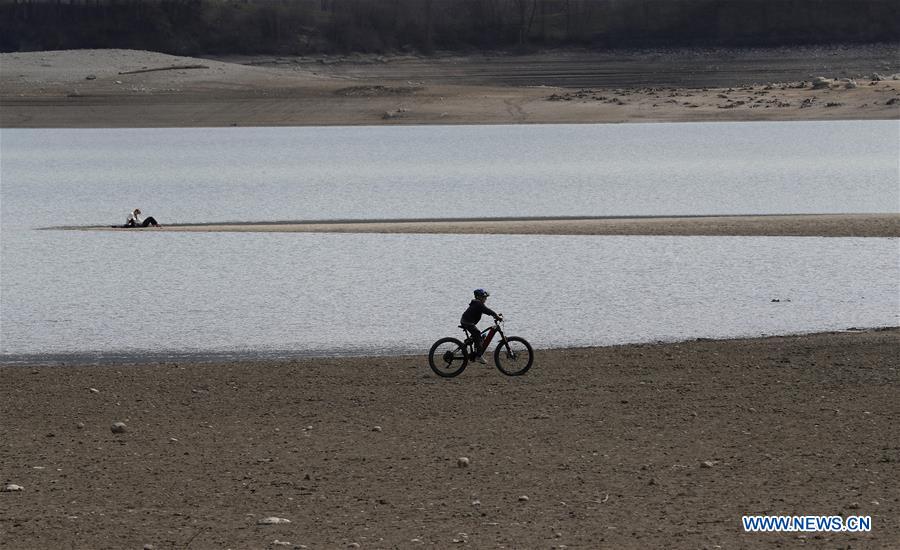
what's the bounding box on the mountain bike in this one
[428,317,534,378]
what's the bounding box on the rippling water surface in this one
[2,121,897,227]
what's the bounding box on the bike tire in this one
[494,336,534,376]
[428,337,469,378]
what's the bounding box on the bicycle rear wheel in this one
[494,336,534,376]
[428,337,469,378]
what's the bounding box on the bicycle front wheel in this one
[428,337,469,378]
[494,336,534,376]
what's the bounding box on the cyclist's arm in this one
[481,303,500,319]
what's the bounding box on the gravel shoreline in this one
[2,329,897,548]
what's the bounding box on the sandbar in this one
[60,213,900,237]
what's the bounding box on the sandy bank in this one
[2,48,899,127]
[64,213,900,237]
[1,329,897,548]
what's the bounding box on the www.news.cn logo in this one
[743,515,872,533]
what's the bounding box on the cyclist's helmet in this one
[474,288,490,299]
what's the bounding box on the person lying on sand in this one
[124,208,160,228]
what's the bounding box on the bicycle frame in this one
[468,319,506,353]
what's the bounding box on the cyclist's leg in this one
[461,323,482,357]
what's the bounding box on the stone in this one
[257,517,291,525]
[3,484,23,492]
[89,388,100,393]
[700,460,716,468]
[811,77,831,89]
[372,426,382,432]
[518,495,530,502]
[457,457,470,468]
[110,422,127,434]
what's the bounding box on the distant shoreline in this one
[2,47,898,128]
[49,213,900,238]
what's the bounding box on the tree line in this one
[1,0,897,55]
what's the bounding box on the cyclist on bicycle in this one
[461,288,502,363]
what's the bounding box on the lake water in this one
[1,122,898,363]
[3,120,898,226]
